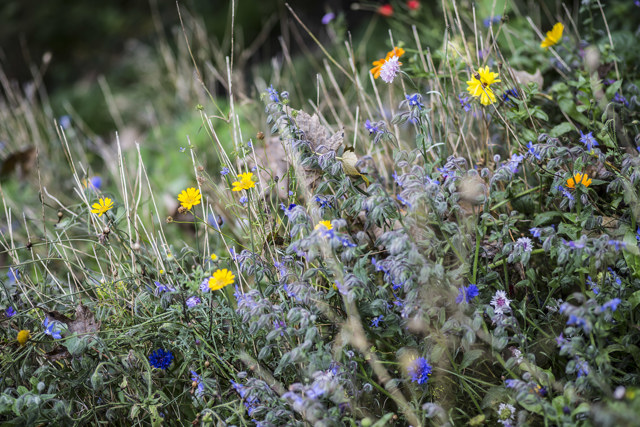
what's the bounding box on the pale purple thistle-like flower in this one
[516,237,533,252]
[380,56,401,83]
[491,290,511,315]
[497,403,516,426]
[186,296,201,308]
[407,357,432,384]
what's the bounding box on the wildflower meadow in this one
[2,1,640,425]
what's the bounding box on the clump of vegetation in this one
[2,1,640,425]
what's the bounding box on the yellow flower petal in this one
[178,187,202,210]
[91,197,114,217]
[208,269,235,291]
[541,22,564,49]
[17,329,30,346]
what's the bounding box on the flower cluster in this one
[148,348,174,370]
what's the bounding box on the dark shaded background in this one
[0,0,361,91]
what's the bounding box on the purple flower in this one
[59,115,71,129]
[516,237,533,252]
[186,296,201,308]
[579,131,599,151]
[239,196,248,205]
[557,185,575,202]
[321,12,335,25]
[530,227,542,238]
[200,278,211,293]
[405,93,424,110]
[456,284,479,303]
[407,357,432,384]
[149,348,174,370]
[371,315,383,327]
[483,15,501,27]
[563,239,585,249]
[607,240,626,251]
[267,84,279,102]
[506,153,524,173]
[380,56,401,84]
[526,141,541,160]
[567,314,590,332]
[190,370,205,397]
[491,290,511,315]
[220,167,230,176]
[5,307,16,318]
[601,298,621,312]
[7,268,19,282]
[154,281,175,294]
[365,119,381,135]
[458,94,471,112]
[587,275,599,295]
[576,359,590,377]
[43,317,63,339]
[613,92,629,106]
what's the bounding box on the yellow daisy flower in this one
[541,22,564,49]
[211,253,218,261]
[370,47,405,79]
[466,66,501,106]
[91,197,114,217]
[17,329,30,346]
[566,172,592,189]
[178,187,202,210]
[231,172,256,192]
[208,269,235,291]
[315,220,333,231]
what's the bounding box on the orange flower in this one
[370,47,405,78]
[566,172,592,189]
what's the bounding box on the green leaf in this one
[532,211,563,227]
[460,349,484,369]
[549,122,574,137]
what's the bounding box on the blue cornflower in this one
[405,93,424,110]
[43,317,63,339]
[239,196,248,205]
[190,370,205,397]
[365,119,381,135]
[371,315,383,327]
[321,12,335,25]
[458,94,471,112]
[220,167,230,176]
[149,348,174,370]
[267,85,279,102]
[186,296,201,308]
[602,298,621,312]
[579,131,599,152]
[407,357,432,384]
[526,141,541,160]
[456,284,479,303]
[207,214,224,230]
[5,307,16,317]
